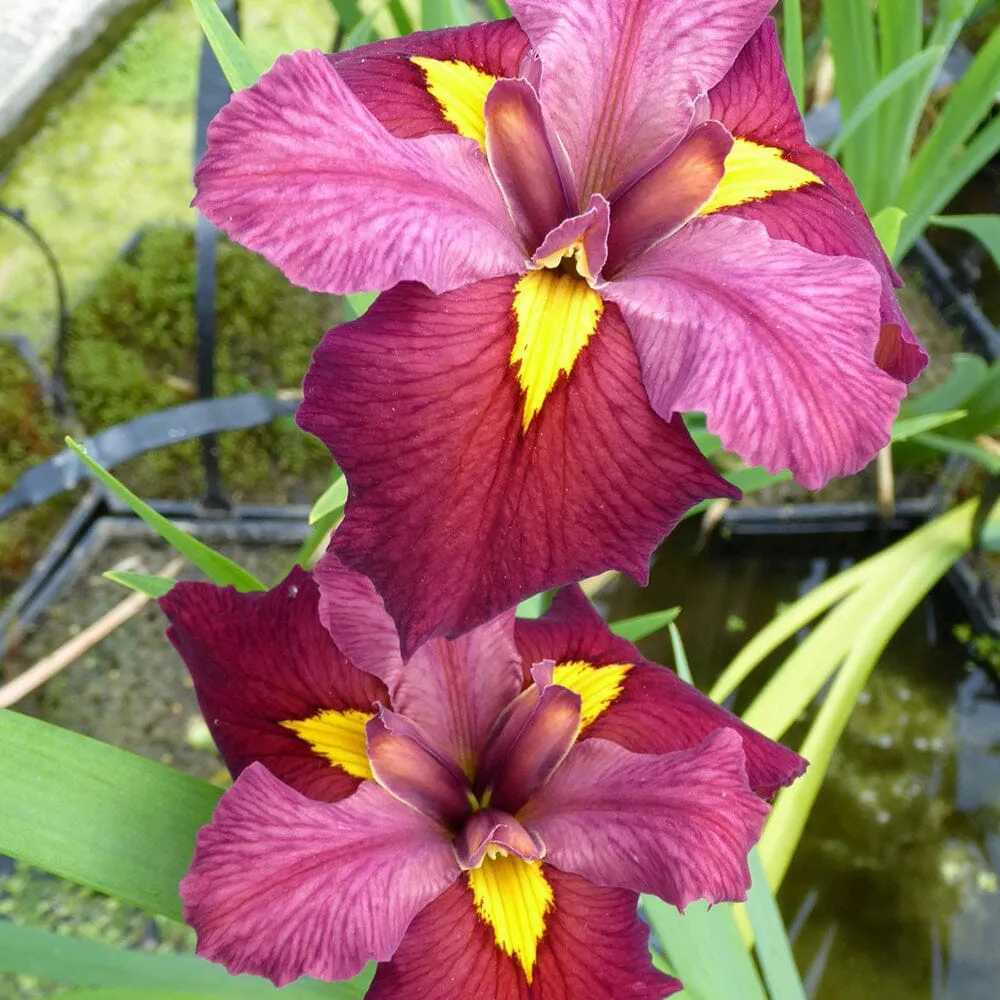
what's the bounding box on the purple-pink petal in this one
[507,0,774,199]
[366,707,471,825]
[607,214,907,489]
[485,77,572,248]
[316,553,523,769]
[454,808,545,869]
[194,49,523,297]
[532,194,611,279]
[181,763,458,986]
[520,731,769,908]
[606,120,733,273]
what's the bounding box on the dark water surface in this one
[601,524,1000,1000]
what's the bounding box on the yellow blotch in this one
[411,56,498,150]
[699,137,821,215]
[551,660,631,730]
[468,854,553,982]
[280,708,373,780]
[510,269,604,430]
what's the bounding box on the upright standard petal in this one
[329,20,531,140]
[367,869,679,999]
[316,554,522,770]
[300,278,735,656]
[706,19,927,383]
[181,764,459,986]
[507,0,774,198]
[160,569,386,802]
[194,49,523,297]
[514,586,806,797]
[521,732,769,908]
[607,215,907,489]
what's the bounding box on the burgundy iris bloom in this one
[194,3,926,656]
[161,564,805,997]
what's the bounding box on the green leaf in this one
[780,0,806,111]
[0,710,219,922]
[189,0,259,91]
[608,607,681,642]
[421,0,451,29]
[871,205,907,261]
[0,922,361,998]
[889,409,967,442]
[515,590,554,619]
[900,353,987,417]
[309,472,348,525]
[103,570,175,599]
[343,291,378,319]
[930,214,1000,272]
[745,850,808,1000]
[66,438,264,592]
[827,47,944,159]
[724,465,793,493]
[644,895,767,1000]
[340,13,377,50]
[329,0,365,33]
[914,432,1000,473]
[668,623,694,686]
[386,0,415,35]
[483,0,512,17]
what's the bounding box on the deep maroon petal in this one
[485,78,572,247]
[454,809,545,869]
[514,586,806,797]
[521,732,770,908]
[300,278,736,656]
[316,554,522,770]
[181,763,458,986]
[606,120,732,272]
[707,19,926,382]
[607,215,907,490]
[194,49,523,297]
[159,568,386,802]
[329,20,531,139]
[366,707,471,825]
[368,869,679,999]
[507,0,773,198]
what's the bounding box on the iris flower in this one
[195,2,926,655]
[162,562,805,997]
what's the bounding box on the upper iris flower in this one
[161,561,805,997]
[195,2,927,656]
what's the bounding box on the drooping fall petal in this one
[181,764,458,986]
[329,20,530,140]
[507,0,773,198]
[160,568,386,802]
[367,868,679,999]
[194,49,523,297]
[607,214,907,489]
[316,554,522,770]
[520,732,768,908]
[301,278,736,656]
[706,18,927,382]
[514,586,806,797]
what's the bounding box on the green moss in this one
[0,342,72,606]
[65,226,339,503]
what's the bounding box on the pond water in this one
[602,523,1000,1000]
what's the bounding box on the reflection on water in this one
[598,523,1000,1000]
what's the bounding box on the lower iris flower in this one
[161,562,805,997]
[193,2,926,657]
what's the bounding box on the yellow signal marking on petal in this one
[511,269,604,431]
[411,56,498,151]
[280,708,373,780]
[699,137,822,215]
[468,854,553,982]
[551,660,631,730]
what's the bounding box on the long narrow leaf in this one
[329,0,365,33]
[103,570,176,598]
[745,850,808,1000]
[189,0,259,91]
[0,710,219,922]
[827,47,944,158]
[0,923,347,998]
[67,438,264,592]
[930,213,1000,271]
[386,0,415,35]
[608,607,681,642]
[781,0,806,111]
